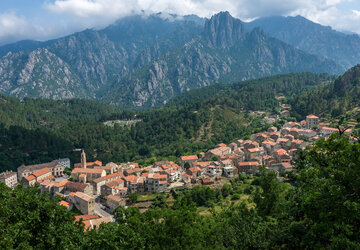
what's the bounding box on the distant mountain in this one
[245,15,360,70]
[106,12,341,108]
[0,12,343,108]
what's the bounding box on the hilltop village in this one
[0,113,352,228]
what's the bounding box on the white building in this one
[0,171,18,187]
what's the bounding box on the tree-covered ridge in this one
[0,71,336,172]
[0,97,268,172]
[167,72,334,111]
[1,134,359,248]
[290,64,360,120]
[0,94,125,129]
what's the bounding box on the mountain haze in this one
[245,15,360,70]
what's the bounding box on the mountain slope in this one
[0,12,343,109]
[106,12,341,108]
[0,48,85,99]
[290,64,360,119]
[0,15,202,102]
[245,15,360,69]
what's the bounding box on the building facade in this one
[0,171,18,187]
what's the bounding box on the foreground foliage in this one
[1,135,359,248]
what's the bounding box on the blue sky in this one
[1,0,360,45]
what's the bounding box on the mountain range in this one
[0,11,359,109]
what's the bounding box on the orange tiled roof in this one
[59,200,71,208]
[74,214,99,222]
[238,161,259,166]
[72,168,105,174]
[25,175,36,181]
[180,155,198,161]
[306,114,319,119]
[54,180,69,188]
[32,167,52,177]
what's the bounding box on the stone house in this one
[0,171,18,187]
[92,172,123,195]
[306,114,319,129]
[237,162,260,174]
[22,167,53,187]
[17,160,64,181]
[71,168,106,183]
[101,178,126,197]
[65,181,93,196]
[244,147,265,162]
[106,195,126,212]
[73,192,95,215]
[146,173,167,192]
[180,155,198,167]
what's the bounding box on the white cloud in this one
[1,0,360,45]
[0,12,67,45]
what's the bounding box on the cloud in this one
[1,0,360,45]
[0,12,67,45]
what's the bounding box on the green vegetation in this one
[290,65,360,121]
[2,134,359,248]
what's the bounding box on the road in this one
[94,201,112,218]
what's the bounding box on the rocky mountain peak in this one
[204,11,246,48]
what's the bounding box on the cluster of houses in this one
[0,114,353,220]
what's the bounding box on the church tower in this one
[81,149,86,169]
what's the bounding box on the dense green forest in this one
[290,65,360,120]
[167,72,334,111]
[0,72,339,172]
[1,134,359,248]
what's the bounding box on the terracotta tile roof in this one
[72,168,105,174]
[59,200,71,208]
[306,114,319,119]
[25,175,36,181]
[74,214,99,222]
[93,173,122,183]
[68,192,75,197]
[193,161,214,168]
[37,175,54,183]
[238,161,259,166]
[123,175,138,183]
[106,194,123,203]
[17,161,60,173]
[53,180,69,188]
[105,178,124,188]
[180,155,198,161]
[188,167,202,173]
[40,179,56,187]
[159,180,167,184]
[32,167,52,177]
[216,143,227,147]
[247,147,261,153]
[74,192,93,202]
[65,182,89,192]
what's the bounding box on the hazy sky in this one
[1,0,360,45]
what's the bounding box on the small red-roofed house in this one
[22,167,53,187]
[306,114,319,129]
[180,155,198,167]
[186,167,202,177]
[59,200,73,211]
[202,178,214,185]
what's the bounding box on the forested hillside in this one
[290,65,360,120]
[1,134,359,248]
[0,72,336,172]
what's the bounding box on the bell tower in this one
[81,149,86,169]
